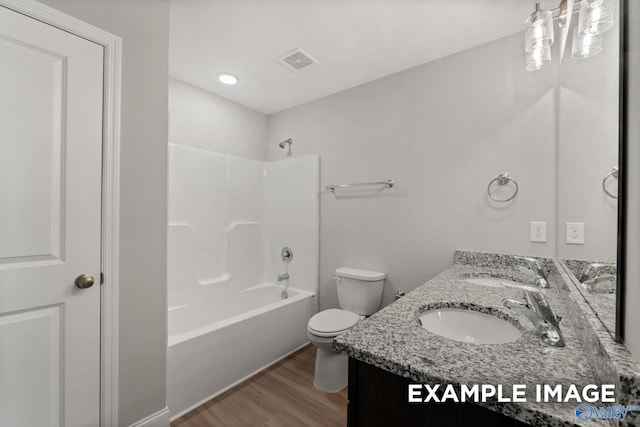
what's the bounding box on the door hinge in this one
[100,272,104,285]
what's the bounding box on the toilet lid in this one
[308,309,361,337]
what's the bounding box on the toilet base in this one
[312,345,348,393]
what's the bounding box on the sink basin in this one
[458,272,536,290]
[462,276,512,287]
[418,308,522,344]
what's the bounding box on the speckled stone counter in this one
[334,251,625,427]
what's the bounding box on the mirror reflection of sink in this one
[463,276,511,287]
[458,272,532,290]
[418,308,522,345]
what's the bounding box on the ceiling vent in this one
[277,48,318,72]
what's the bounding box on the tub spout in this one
[277,273,289,282]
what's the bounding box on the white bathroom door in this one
[0,5,103,427]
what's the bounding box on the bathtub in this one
[167,284,316,419]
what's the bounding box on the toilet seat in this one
[307,309,361,337]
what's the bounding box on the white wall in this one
[268,33,559,309]
[169,78,268,161]
[37,0,169,425]
[556,18,619,262]
[624,0,640,361]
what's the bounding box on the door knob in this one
[75,274,95,289]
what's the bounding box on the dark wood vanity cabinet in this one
[347,358,530,427]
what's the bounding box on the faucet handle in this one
[281,246,293,263]
[583,274,616,293]
[539,324,563,346]
[515,256,541,270]
[515,265,537,278]
[579,263,607,282]
[587,262,607,269]
[535,277,549,289]
[530,258,542,271]
[502,298,526,309]
[515,257,547,283]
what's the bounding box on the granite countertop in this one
[334,255,611,427]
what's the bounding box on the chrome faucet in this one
[502,290,564,347]
[281,246,293,263]
[583,275,616,293]
[579,263,606,282]
[580,263,616,293]
[277,273,289,282]
[514,256,549,288]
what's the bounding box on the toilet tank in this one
[335,267,385,316]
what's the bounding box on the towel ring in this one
[602,167,619,199]
[487,173,519,202]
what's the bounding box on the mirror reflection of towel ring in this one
[487,173,519,202]
[602,167,619,199]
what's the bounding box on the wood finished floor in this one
[171,344,348,427]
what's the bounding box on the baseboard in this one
[170,341,311,421]
[128,406,171,427]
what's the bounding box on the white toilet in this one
[307,266,385,392]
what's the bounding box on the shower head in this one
[279,138,293,149]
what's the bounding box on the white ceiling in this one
[169,0,555,115]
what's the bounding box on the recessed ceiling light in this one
[217,73,238,85]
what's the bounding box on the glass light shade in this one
[578,0,614,35]
[571,27,603,59]
[525,44,552,71]
[524,10,554,53]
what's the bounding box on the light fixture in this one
[571,27,603,59]
[524,4,554,53]
[577,0,614,36]
[217,73,238,85]
[523,0,615,71]
[526,44,552,71]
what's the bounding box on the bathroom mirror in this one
[167,0,626,345]
[555,4,621,338]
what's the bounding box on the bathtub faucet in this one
[277,273,289,282]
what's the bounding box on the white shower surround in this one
[166,144,319,418]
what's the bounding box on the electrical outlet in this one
[530,221,547,243]
[566,222,585,245]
